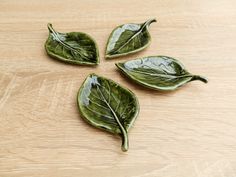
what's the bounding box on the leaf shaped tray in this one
[105,18,156,58]
[45,23,99,65]
[77,73,139,151]
[116,56,208,91]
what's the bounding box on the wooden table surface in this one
[1,0,236,176]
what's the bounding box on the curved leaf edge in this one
[77,73,140,151]
[45,23,100,66]
[116,56,208,91]
[105,18,157,59]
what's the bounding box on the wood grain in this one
[1,0,236,176]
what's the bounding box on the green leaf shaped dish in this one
[105,18,156,59]
[45,23,99,65]
[77,74,139,152]
[116,56,208,91]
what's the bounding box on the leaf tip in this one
[47,23,54,33]
[47,23,53,29]
[151,18,157,23]
[121,146,128,152]
[121,141,129,152]
[145,18,157,26]
[192,75,208,83]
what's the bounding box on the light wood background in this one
[1,0,236,176]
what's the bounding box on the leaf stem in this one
[191,75,208,83]
[144,18,157,27]
[47,23,56,34]
[110,107,129,152]
[121,130,129,152]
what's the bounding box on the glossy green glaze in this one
[77,74,139,152]
[105,18,156,59]
[116,56,208,91]
[45,23,99,65]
